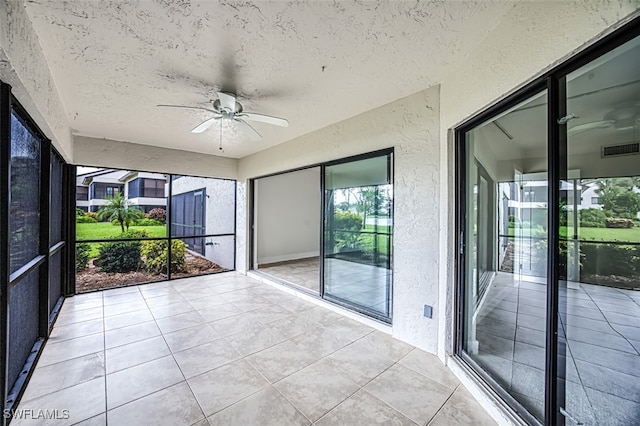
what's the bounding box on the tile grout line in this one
[424,384,460,426]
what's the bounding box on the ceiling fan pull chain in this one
[219,119,223,151]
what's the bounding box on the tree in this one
[597,181,640,218]
[97,193,144,233]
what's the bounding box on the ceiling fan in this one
[568,102,640,135]
[158,91,288,146]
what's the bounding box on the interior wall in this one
[0,0,72,161]
[239,86,441,352]
[255,168,320,265]
[74,136,238,180]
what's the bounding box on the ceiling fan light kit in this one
[158,91,289,150]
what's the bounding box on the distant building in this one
[76,169,166,213]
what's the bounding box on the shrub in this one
[97,240,141,273]
[76,243,91,271]
[84,211,99,220]
[76,215,98,223]
[581,243,639,277]
[579,209,607,227]
[95,229,148,273]
[146,208,166,224]
[141,239,186,274]
[76,208,86,217]
[334,211,363,230]
[133,218,163,226]
[605,217,634,228]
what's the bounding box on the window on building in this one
[76,186,88,201]
[143,178,165,198]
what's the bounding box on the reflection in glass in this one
[324,154,393,318]
[463,91,548,420]
[559,34,640,425]
[9,111,41,274]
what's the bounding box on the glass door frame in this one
[248,147,394,323]
[454,17,640,426]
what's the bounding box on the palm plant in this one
[97,193,144,233]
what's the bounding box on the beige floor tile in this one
[106,336,170,373]
[364,364,454,425]
[107,382,204,426]
[289,327,353,358]
[104,310,154,331]
[226,324,287,356]
[210,312,264,337]
[103,300,149,317]
[48,318,103,343]
[55,307,104,327]
[21,353,105,402]
[321,342,396,386]
[73,413,106,426]
[11,377,105,426]
[428,386,497,425]
[37,333,104,367]
[106,355,184,409]
[207,386,310,426]
[155,311,206,334]
[104,321,161,349]
[149,301,195,319]
[188,359,269,416]
[246,340,318,383]
[163,323,221,353]
[398,349,459,390]
[274,361,359,422]
[173,339,240,378]
[316,390,417,426]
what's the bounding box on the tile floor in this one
[258,257,391,316]
[14,272,495,426]
[470,272,640,425]
[258,257,320,292]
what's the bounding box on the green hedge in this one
[141,239,186,274]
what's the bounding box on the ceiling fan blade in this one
[157,104,219,114]
[191,117,221,134]
[234,118,262,142]
[568,120,615,134]
[217,92,236,111]
[239,112,289,127]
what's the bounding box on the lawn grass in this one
[561,226,640,243]
[76,222,167,259]
[77,222,167,240]
[508,225,640,243]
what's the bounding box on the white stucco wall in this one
[171,176,236,270]
[238,86,441,352]
[0,0,72,161]
[74,136,238,179]
[255,168,320,265]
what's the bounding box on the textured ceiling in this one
[24,0,514,158]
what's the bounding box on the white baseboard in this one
[258,251,318,265]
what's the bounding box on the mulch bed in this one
[76,253,228,293]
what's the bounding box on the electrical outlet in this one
[424,305,433,319]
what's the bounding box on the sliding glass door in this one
[251,150,394,322]
[457,25,639,425]
[462,91,549,421]
[324,153,393,319]
[557,34,640,426]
